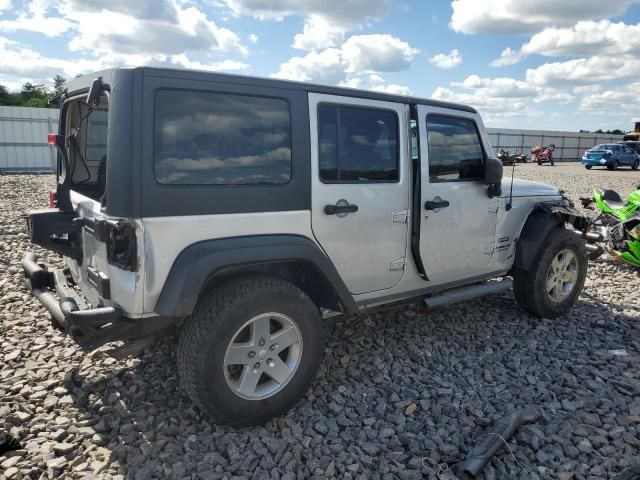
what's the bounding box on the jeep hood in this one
[500,178,560,198]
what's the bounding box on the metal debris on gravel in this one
[1,164,639,479]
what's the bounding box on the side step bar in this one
[423,278,513,309]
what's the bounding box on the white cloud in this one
[169,54,249,72]
[272,48,345,83]
[526,56,640,86]
[0,0,72,37]
[431,73,573,123]
[0,0,11,11]
[222,0,389,51]
[341,34,419,73]
[490,47,522,67]
[222,0,388,27]
[248,33,258,43]
[580,82,640,114]
[370,83,411,95]
[63,3,247,58]
[338,77,362,88]
[491,21,640,67]
[292,15,345,50]
[522,21,640,57]
[450,0,638,34]
[429,49,462,69]
[273,34,418,84]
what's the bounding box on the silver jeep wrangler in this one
[22,68,588,426]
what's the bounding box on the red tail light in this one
[48,190,57,208]
[47,133,58,145]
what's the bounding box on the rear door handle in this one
[424,199,450,210]
[324,203,358,215]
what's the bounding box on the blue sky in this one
[0,0,638,131]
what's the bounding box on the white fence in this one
[0,106,59,171]
[0,106,626,171]
[487,128,624,161]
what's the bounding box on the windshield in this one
[591,144,614,151]
[63,94,109,201]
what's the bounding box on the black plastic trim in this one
[409,105,427,279]
[514,211,563,271]
[154,234,357,317]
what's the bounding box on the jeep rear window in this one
[154,90,292,185]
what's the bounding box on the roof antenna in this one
[505,155,516,211]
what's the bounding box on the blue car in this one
[582,143,639,170]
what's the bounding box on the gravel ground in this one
[1,164,640,480]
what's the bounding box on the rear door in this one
[416,106,498,283]
[309,93,410,295]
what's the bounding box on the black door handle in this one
[424,200,450,210]
[324,204,358,215]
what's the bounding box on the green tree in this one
[53,75,66,96]
[20,82,51,107]
[0,84,9,105]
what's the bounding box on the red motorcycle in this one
[531,144,555,165]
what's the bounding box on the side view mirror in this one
[86,77,110,107]
[485,158,503,198]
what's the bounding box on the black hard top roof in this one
[69,66,478,114]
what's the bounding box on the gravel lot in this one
[1,164,640,480]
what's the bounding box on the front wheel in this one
[177,276,324,426]
[632,159,639,170]
[585,165,592,170]
[513,228,587,318]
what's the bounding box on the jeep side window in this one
[318,104,399,182]
[154,90,292,185]
[426,115,484,182]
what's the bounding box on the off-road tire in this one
[513,228,587,319]
[177,275,324,426]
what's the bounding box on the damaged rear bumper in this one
[21,251,134,350]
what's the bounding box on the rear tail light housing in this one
[106,222,137,271]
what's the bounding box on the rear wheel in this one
[177,276,324,426]
[513,228,587,318]
[632,159,639,170]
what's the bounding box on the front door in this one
[309,93,410,295]
[416,105,498,283]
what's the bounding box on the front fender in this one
[514,201,587,271]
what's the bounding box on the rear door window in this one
[154,90,292,185]
[317,104,399,182]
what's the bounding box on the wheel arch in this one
[154,234,357,318]
[513,201,587,271]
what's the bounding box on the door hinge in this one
[392,209,409,223]
[390,257,406,271]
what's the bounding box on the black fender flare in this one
[514,200,588,271]
[514,210,563,271]
[154,234,357,317]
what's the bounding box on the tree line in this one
[0,75,66,108]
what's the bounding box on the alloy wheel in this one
[223,312,303,400]
[546,249,579,303]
